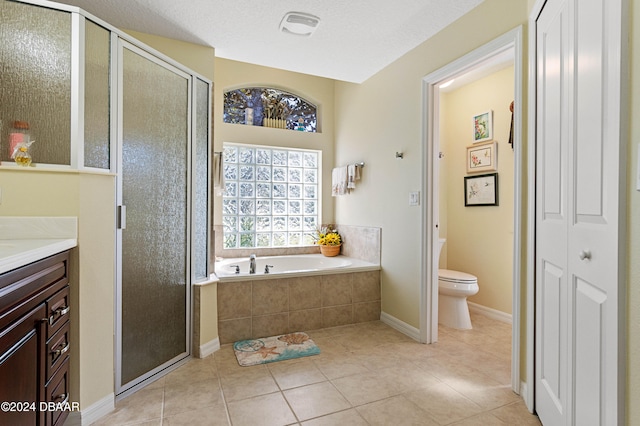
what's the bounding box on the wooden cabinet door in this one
[0,304,47,426]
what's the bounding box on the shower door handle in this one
[117,205,127,230]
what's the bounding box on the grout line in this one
[159,382,165,425]
[214,357,234,426]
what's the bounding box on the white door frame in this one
[420,26,528,400]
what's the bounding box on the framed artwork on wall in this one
[464,173,498,206]
[466,141,497,173]
[473,110,493,143]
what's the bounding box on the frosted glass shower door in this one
[116,41,191,394]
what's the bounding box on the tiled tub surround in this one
[213,224,381,262]
[217,270,381,344]
[214,224,382,344]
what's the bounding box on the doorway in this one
[420,27,525,398]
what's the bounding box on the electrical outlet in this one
[0,187,2,205]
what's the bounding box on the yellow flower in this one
[314,226,342,246]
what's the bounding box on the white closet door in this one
[535,0,624,424]
[535,0,570,422]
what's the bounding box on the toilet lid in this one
[439,269,477,283]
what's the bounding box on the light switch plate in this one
[409,191,420,206]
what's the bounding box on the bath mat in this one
[233,332,320,367]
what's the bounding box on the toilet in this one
[437,239,479,329]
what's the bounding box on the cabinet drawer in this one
[45,356,69,426]
[46,286,69,339]
[46,321,69,381]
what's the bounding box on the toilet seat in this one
[438,269,477,283]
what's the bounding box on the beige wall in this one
[440,66,515,314]
[77,173,116,406]
[123,30,215,80]
[334,0,528,329]
[0,169,115,409]
[213,58,336,226]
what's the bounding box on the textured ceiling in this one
[54,0,484,83]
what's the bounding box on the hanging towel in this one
[213,152,225,196]
[332,166,348,196]
[347,164,361,190]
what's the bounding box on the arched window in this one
[223,87,317,132]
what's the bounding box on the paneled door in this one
[116,40,192,395]
[534,0,625,424]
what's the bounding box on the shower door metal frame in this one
[114,38,193,398]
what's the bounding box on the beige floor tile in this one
[404,382,484,425]
[163,403,230,426]
[449,411,509,425]
[218,365,279,402]
[331,370,399,406]
[312,352,370,379]
[164,358,217,387]
[91,387,164,426]
[213,346,249,375]
[434,365,519,410]
[163,378,224,416]
[375,364,441,394]
[143,376,166,391]
[283,381,351,421]
[268,357,327,390]
[227,392,297,426]
[91,315,539,426]
[351,346,410,371]
[385,340,440,360]
[490,400,542,425]
[300,409,368,425]
[357,395,440,426]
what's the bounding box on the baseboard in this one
[520,381,536,413]
[380,311,421,341]
[64,392,115,426]
[468,301,512,324]
[198,337,220,358]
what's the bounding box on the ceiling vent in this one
[280,12,320,37]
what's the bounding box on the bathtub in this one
[215,253,379,282]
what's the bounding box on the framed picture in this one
[466,141,497,173]
[464,173,498,206]
[473,110,493,143]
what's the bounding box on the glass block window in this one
[223,87,317,132]
[222,143,321,248]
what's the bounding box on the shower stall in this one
[115,37,211,397]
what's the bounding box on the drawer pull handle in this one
[51,342,70,357]
[49,306,70,325]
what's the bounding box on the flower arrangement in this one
[314,225,342,246]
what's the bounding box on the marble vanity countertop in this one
[0,217,78,274]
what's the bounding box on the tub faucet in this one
[249,254,257,274]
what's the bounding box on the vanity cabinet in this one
[0,251,71,426]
